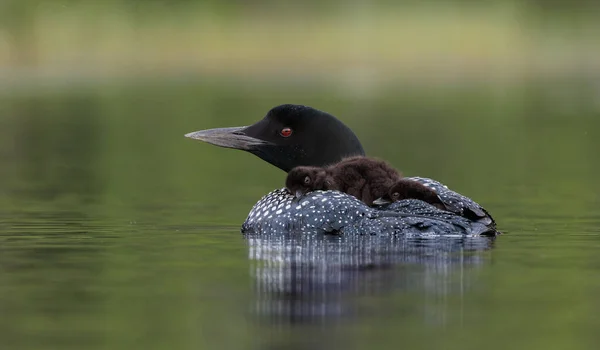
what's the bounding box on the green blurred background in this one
[1,1,599,350]
[1,0,599,88]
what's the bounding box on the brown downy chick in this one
[285,156,402,205]
[373,179,446,210]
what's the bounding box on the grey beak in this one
[372,197,391,206]
[295,190,303,199]
[185,126,269,151]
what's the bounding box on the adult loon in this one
[185,104,497,236]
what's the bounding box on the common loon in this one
[285,156,402,206]
[185,104,497,236]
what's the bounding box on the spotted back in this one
[242,188,498,236]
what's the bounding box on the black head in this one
[185,104,365,172]
[285,166,328,198]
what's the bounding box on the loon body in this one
[185,104,497,236]
[242,189,492,236]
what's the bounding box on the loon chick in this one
[185,104,497,234]
[372,179,446,210]
[285,156,402,206]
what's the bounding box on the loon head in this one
[185,104,365,172]
[285,166,328,198]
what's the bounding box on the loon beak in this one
[185,126,270,151]
[295,190,304,199]
[372,197,391,206]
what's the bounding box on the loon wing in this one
[406,177,495,226]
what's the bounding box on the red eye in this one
[280,127,293,137]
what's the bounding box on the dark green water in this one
[1,80,599,350]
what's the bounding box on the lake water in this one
[1,79,599,350]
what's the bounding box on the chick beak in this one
[372,197,391,206]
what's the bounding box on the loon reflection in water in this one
[247,230,495,323]
[185,104,497,236]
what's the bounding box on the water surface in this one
[0,80,599,350]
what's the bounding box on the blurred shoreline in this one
[1,4,599,92]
